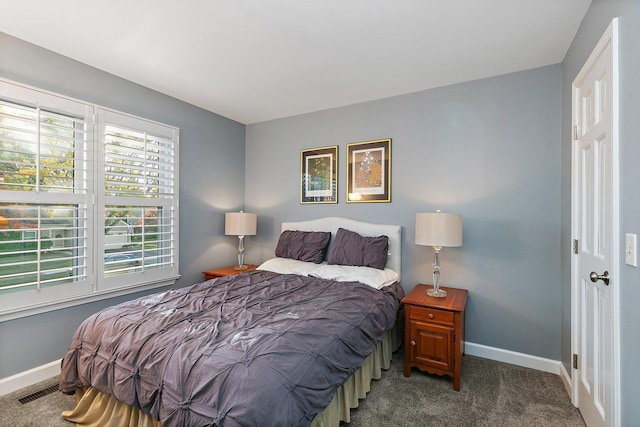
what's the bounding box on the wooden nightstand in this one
[402,284,468,391]
[203,264,258,281]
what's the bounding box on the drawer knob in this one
[410,340,416,346]
[428,313,434,319]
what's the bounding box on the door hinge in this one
[573,353,578,370]
[573,239,579,254]
[573,124,579,140]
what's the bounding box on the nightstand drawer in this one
[409,306,454,325]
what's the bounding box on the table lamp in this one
[415,211,463,297]
[225,211,257,270]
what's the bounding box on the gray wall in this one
[0,33,246,378]
[560,0,640,423]
[246,65,563,360]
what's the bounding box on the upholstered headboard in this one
[281,217,402,279]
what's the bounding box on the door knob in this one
[589,271,610,286]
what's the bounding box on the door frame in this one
[570,18,620,426]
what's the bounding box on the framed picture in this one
[300,145,338,204]
[346,138,391,203]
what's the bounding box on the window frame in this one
[0,78,179,322]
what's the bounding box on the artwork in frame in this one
[346,138,391,203]
[300,145,338,204]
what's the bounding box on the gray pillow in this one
[275,230,331,264]
[327,228,388,270]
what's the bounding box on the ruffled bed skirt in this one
[62,312,403,427]
[310,313,403,426]
[62,386,161,427]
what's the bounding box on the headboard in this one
[281,217,402,279]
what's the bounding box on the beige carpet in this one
[0,376,74,427]
[347,350,585,426]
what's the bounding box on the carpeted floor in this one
[346,349,585,426]
[0,349,584,427]
[0,375,75,427]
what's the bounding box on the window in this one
[0,79,179,320]
[98,110,178,289]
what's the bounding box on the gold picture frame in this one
[300,145,338,204]
[346,138,391,203]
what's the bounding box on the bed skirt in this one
[310,310,403,426]
[61,311,403,427]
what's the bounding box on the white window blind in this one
[104,124,175,198]
[0,100,89,194]
[0,79,179,320]
[0,204,88,292]
[0,81,93,313]
[98,109,178,288]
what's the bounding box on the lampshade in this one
[225,212,257,236]
[415,212,462,247]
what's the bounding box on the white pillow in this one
[257,257,400,289]
[310,264,399,290]
[257,257,321,276]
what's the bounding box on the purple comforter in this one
[60,270,403,426]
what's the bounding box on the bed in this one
[59,217,404,426]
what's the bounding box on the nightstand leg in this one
[404,314,412,377]
[453,352,462,391]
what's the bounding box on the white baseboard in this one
[465,342,574,403]
[0,359,61,397]
[559,362,574,400]
[465,342,562,375]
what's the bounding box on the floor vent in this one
[17,384,59,404]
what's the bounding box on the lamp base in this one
[234,264,248,271]
[427,288,447,298]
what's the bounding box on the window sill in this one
[0,275,180,322]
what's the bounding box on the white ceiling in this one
[1,0,590,124]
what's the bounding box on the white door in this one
[572,19,619,427]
